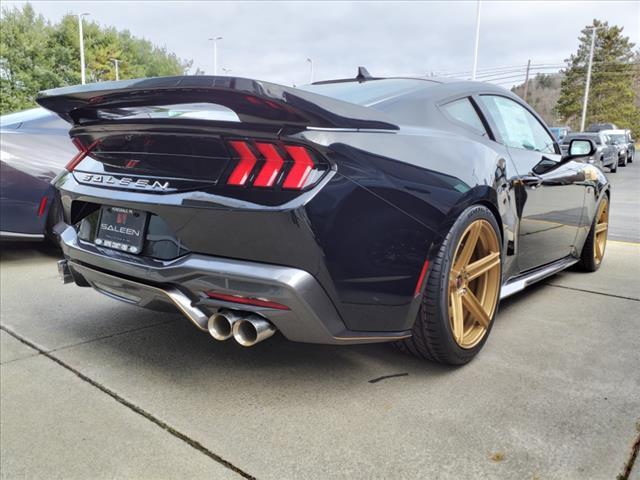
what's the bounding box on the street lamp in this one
[471,0,481,80]
[76,12,90,84]
[208,36,223,75]
[580,26,603,132]
[110,58,120,81]
[306,57,314,83]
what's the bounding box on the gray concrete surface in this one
[0,336,240,480]
[1,165,639,479]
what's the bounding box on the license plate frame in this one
[95,206,148,255]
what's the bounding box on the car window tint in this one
[441,98,487,136]
[479,95,555,153]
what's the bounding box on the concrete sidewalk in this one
[1,241,639,479]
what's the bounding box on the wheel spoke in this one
[595,222,608,234]
[595,236,603,259]
[450,291,464,343]
[454,222,481,271]
[466,252,500,281]
[462,290,490,328]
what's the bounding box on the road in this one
[608,158,640,242]
[1,163,639,480]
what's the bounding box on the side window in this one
[441,98,487,136]
[478,95,555,154]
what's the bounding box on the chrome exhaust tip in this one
[207,311,242,341]
[232,315,277,347]
[57,259,73,284]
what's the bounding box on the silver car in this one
[560,132,619,172]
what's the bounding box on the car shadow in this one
[57,300,453,388]
[0,241,62,263]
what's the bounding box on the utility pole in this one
[76,13,90,84]
[522,59,531,101]
[209,36,223,75]
[307,58,314,83]
[580,26,598,132]
[471,0,481,80]
[111,58,120,81]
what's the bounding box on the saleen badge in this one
[77,173,170,191]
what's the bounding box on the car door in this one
[475,94,586,273]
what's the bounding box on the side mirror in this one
[567,139,596,158]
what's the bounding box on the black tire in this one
[395,205,502,365]
[620,154,627,167]
[577,195,608,272]
[610,161,617,173]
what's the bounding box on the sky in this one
[4,0,639,87]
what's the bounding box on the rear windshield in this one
[299,78,434,107]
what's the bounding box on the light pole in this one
[580,26,599,132]
[306,57,314,83]
[471,0,481,80]
[209,36,223,75]
[76,12,90,84]
[110,58,120,81]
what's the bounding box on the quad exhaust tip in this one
[208,311,242,341]
[233,315,277,347]
[208,311,277,346]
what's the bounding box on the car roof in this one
[600,129,627,135]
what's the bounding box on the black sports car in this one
[38,71,610,365]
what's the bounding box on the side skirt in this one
[500,256,578,300]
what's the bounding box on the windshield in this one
[609,134,627,143]
[0,107,52,128]
[299,79,434,106]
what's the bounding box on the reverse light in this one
[67,138,99,171]
[226,139,325,191]
[204,291,290,310]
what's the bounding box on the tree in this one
[556,19,640,135]
[0,3,193,114]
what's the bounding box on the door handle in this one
[520,175,543,187]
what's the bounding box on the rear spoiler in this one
[36,75,399,131]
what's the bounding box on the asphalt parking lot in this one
[1,162,639,480]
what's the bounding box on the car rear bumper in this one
[59,225,411,345]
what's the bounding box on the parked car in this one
[39,73,610,365]
[549,126,571,142]
[560,132,618,172]
[586,123,618,132]
[0,108,73,241]
[601,129,634,165]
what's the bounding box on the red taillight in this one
[37,196,48,217]
[254,143,284,187]
[282,145,314,189]
[205,291,290,310]
[227,140,257,186]
[225,139,325,191]
[67,138,99,171]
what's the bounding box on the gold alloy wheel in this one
[448,219,501,349]
[594,197,609,265]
